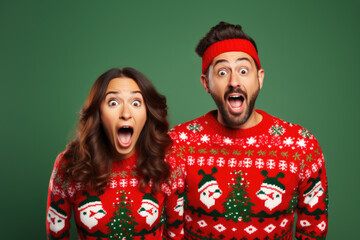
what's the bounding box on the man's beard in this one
[210,86,260,128]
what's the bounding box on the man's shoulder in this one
[263,110,318,140]
[169,111,213,133]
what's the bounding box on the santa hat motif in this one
[198,167,219,192]
[141,193,159,209]
[49,194,68,220]
[78,191,103,211]
[303,169,322,197]
[259,170,286,194]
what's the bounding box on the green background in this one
[1,0,359,239]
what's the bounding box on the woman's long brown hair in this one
[64,67,171,193]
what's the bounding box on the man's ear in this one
[200,74,210,93]
[258,69,264,89]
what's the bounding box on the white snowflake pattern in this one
[255,158,264,169]
[246,137,257,146]
[130,178,138,187]
[53,185,61,195]
[75,182,83,190]
[197,157,205,166]
[164,187,171,196]
[243,158,252,168]
[179,132,188,141]
[67,185,75,198]
[201,134,210,143]
[110,179,117,189]
[283,137,294,146]
[187,156,195,166]
[228,158,237,168]
[317,158,323,167]
[172,181,178,190]
[217,157,225,167]
[224,137,233,145]
[305,169,312,178]
[207,157,214,166]
[119,179,128,188]
[296,138,307,149]
[290,162,298,173]
[178,178,184,188]
[238,160,243,167]
[267,159,276,169]
[312,163,319,173]
[60,190,67,199]
[279,160,288,171]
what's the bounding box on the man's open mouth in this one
[227,94,245,113]
[117,126,133,147]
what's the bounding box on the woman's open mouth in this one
[117,126,133,148]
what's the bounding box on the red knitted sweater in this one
[46,152,184,239]
[168,110,328,240]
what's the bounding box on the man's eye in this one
[108,100,118,106]
[132,100,141,107]
[240,69,248,74]
[218,70,227,76]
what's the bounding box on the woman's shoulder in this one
[53,150,71,170]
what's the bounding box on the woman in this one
[46,68,184,239]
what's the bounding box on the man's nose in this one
[229,71,241,88]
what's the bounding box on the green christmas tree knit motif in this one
[107,190,138,239]
[287,191,299,214]
[223,171,255,223]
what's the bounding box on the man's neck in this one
[218,110,263,130]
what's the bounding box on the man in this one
[168,22,328,239]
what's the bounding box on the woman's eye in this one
[132,100,141,107]
[108,100,118,106]
[218,70,227,76]
[240,69,248,74]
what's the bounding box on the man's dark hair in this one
[195,21,258,59]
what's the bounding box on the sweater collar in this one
[204,109,273,138]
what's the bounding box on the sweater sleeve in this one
[162,150,185,239]
[295,137,328,240]
[46,152,72,240]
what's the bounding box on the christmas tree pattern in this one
[106,190,138,239]
[223,171,255,223]
[287,190,299,214]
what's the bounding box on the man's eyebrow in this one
[236,57,251,63]
[213,57,251,67]
[213,59,229,67]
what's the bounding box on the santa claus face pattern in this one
[304,181,324,208]
[199,182,222,209]
[174,196,184,216]
[79,203,106,229]
[256,170,286,211]
[138,196,159,226]
[47,207,67,233]
[257,186,284,211]
[198,167,223,209]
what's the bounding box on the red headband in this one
[201,38,261,74]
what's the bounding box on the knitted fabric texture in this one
[202,39,261,74]
[168,110,328,240]
[46,152,185,240]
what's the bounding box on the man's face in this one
[201,51,264,129]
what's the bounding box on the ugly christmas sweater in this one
[46,151,184,240]
[168,110,328,240]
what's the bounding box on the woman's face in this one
[100,77,147,160]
